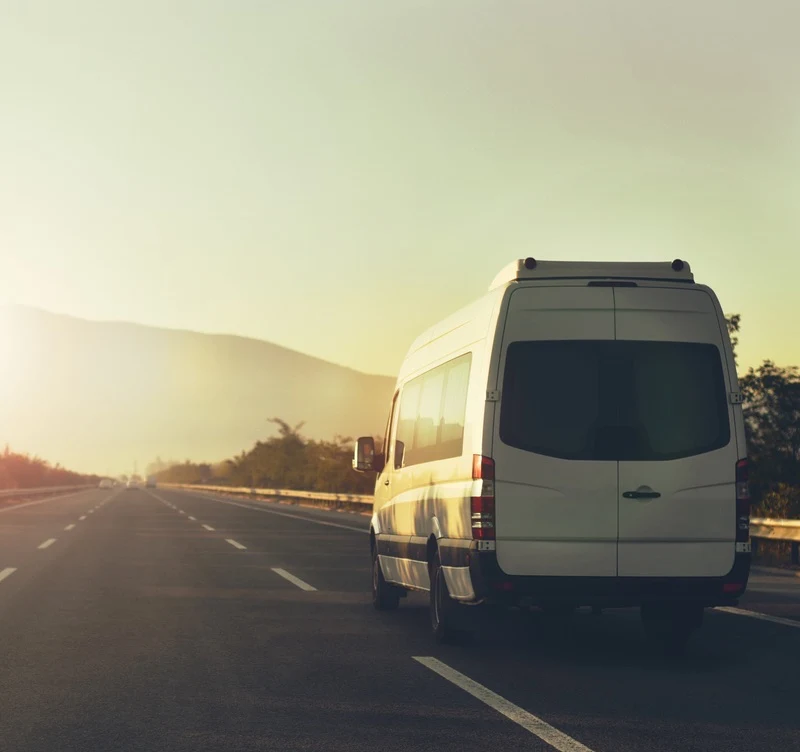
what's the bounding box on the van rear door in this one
[614,287,738,578]
[493,286,619,577]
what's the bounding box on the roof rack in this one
[489,258,694,290]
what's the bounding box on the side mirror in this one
[353,436,377,472]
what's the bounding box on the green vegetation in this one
[725,314,800,564]
[741,361,800,507]
[0,446,98,489]
[153,419,375,495]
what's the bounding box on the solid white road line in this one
[188,516,197,521]
[64,524,76,531]
[79,515,87,521]
[189,492,368,534]
[271,568,317,592]
[413,657,594,752]
[225,539,247,550]
[202,524,215,532]
[0,567,17,583]
[38,538,57,550]
[715,606,800,629]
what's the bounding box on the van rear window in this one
[500,340,730,461]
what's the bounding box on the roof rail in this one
[489,258,694,290]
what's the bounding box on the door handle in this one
[623,489,661,499]
[384,478,390,486]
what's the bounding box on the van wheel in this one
[430,552,466,644]
[372,551,401,611]
[642,604,703,656]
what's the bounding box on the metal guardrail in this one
[163,483,373,507]
[751,517,800,565]
[0,484,94,500]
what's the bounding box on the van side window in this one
[440,357,471,447]
[395,353,472,469]
[414,370,446,453]
[395,381,421,469]
[382,392,399,468]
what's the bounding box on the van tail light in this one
[472,454,495,481]
[471,455,495,540]
[735,458,750,544]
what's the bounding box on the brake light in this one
[471,455,495,540]
[736,459,750,544]
[472,454,495,481]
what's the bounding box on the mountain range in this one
[0,305,395,475]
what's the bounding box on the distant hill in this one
[0,305,395,475]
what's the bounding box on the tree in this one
[0,447,98,489]
[740,360,800,501]
[725,313,741,368]
[153,418,375,494]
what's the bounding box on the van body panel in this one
[696,284,746,462]
[442,566,475,600]
[614,287,738,577]
[378,555,428,590]
[495,540,618,577]
[493,286,619,577]
[616,543,735,578]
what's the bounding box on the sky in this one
[2,0,799,378]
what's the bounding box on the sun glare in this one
[0,309,29,399]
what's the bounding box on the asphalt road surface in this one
[1,487,798,751]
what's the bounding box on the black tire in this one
[429,551,465,644]
[642,604,702,656]
[372,549,400,611]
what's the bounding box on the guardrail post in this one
[792,542,799,566]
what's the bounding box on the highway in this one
[1,487,798,751]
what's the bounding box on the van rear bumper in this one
[467,548,751,608]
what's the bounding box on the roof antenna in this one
[523,257,537,270]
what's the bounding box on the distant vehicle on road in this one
[98,479,113,489]
[145,476,157,488]
[126,478,141,489]
[354,258,749,655]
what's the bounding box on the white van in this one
[354,259,750,652]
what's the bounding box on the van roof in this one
[489,259,694,290]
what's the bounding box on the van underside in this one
[466,549,751,609]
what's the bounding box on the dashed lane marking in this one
[271,568,317,592]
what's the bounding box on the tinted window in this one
[500,341,729,461]
[415,370,446,451]
[395,380,421,469]
[382,392,399,467]
[394,353,472,468]
[441,357,471,446]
